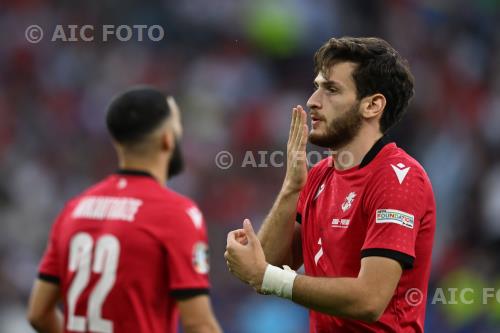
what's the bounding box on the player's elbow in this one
[358,306,383,323]
[356,299,386,323]
[26,308,45,330]
[183,321,221,333]
[27,304,57,331]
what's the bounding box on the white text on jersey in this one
[331,218,350,228]
[72,196,143,222]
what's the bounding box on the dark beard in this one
[168,138,184,179]
[309,102,362,149]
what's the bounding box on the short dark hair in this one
[106,86,171,144]
[314,37,414,133]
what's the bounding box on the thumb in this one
[243,219,257,243]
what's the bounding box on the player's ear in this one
[360,93,386,120]
[160,129,175,153]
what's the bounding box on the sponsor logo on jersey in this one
[331,218,350,228]
[192,242,210,274]
[391,163,411,184]
[314,238,323,264]
[341,192,356,212]
[72,196,143,222]
[376,209,414,229]
[314,183,325,200]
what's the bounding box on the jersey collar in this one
[358,135,393,168]
[115,169,157,180]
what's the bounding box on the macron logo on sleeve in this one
[186,206,203,230]
[391,163,410,184]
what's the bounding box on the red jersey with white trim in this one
[297,139,435,333]
[38,170,210,333]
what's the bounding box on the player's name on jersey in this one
[72,196,143,222]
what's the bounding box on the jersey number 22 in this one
[67,232,120,333]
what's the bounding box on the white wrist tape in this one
[261,264,297,299]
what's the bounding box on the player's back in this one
[39,170,210,333]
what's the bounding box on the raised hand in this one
[284,105,309,192]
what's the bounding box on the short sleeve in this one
[38,212,65,284]
[361,162,426,269]
[164,204,210,298]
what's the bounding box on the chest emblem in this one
[341,191,357,212]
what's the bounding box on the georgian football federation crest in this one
[186,206,203,229]
[341,192,356,212]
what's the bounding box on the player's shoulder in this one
[302,156,333,193]
[309,155,333,175]
[155,186,198,209]
[76,174,117,197]
[382,144,428,175]
[151,187,205,229]
[54,177,114,218]
[370,143,431,187]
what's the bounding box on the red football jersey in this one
[38,170,211,333]
[297,138,435,333]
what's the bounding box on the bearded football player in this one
[27,87,222,333]
[225,37,435,332]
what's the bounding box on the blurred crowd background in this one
[1,0,499,332]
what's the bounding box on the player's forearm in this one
[28,308,63,333]
[258,184,300,266]
[292,275,385,322]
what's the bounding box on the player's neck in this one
[331,129,383,171]
[118,157,167,185]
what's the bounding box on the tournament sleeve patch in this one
[192,242,210,274]
[376,209,414,229]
